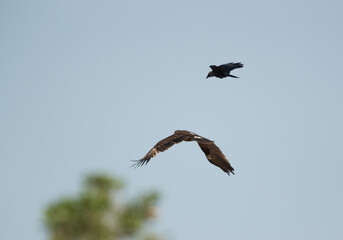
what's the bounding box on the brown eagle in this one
[132,130,234,175]
[206,62,243,79]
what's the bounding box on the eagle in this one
[132,130,234,175]
[206,62,243,79]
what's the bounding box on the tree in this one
[44,173,162,240]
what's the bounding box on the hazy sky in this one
[1,1,343,239]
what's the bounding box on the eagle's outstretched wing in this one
[131,133,187,168]
[132,130,234,175]
[131,130,212,168]
[197,142,234,175]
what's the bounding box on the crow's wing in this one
[218,62,243,75]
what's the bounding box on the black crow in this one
[206,62,243,79]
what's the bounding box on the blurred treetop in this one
[44,173,162,240]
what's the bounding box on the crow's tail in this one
[228,74,239,78]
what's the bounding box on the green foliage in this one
[44,173,161,240]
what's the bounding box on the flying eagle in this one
[132,130,234,175]
[206,62,243,79]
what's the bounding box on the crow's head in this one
[206,71,214,78]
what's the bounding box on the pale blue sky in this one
[1,0,343,239]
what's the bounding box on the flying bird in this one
[132,130,234,175]
[206,62,243,79]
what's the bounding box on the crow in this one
[206,62,243,79]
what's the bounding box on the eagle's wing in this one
[132,131,195,168]
[197,142,234,175]
[218,62,243,75]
